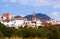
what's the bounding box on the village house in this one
[0,13,49,28]
[1,13,60,28]
[1,13,12,22]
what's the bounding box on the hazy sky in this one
[0,0,60,20]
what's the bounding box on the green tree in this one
[21,28,30,38]
[39,27,49,37]
[0,31,4,37]
[47,26,60,39]
[28,27,37,37]
[0,23,13,37]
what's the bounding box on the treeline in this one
[0,22,60,39]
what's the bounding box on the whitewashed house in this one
[36,19,42,27]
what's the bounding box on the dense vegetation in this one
[0,22,60,39]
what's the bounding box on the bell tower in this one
[32,12,36,23]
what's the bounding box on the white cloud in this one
[10,0,17,2]
[12,14,24,17]
[18,0,29,5]
[0,0,8,2]
[28,0,53,7]
[52,12,58,16]
[51,0,60,9]
[1,0,60,8]
[20,15,24,17]
[53,3,60,9]
[51,12,60,20]
[20,0,55,7]
[17,0,60,8]
[9,0,54,7]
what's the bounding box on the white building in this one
[0,13,48,28]
[13,19,25,27]
[36,20,42,27]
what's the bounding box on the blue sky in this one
[0,0,60,20]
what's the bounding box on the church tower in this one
[32,12,36,23]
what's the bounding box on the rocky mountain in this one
[14,15,22,18]
[24,13,51,20]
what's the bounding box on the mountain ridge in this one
[24,13,51,20]
[14,13,51,20]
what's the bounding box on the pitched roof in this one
[3,13,10,17]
